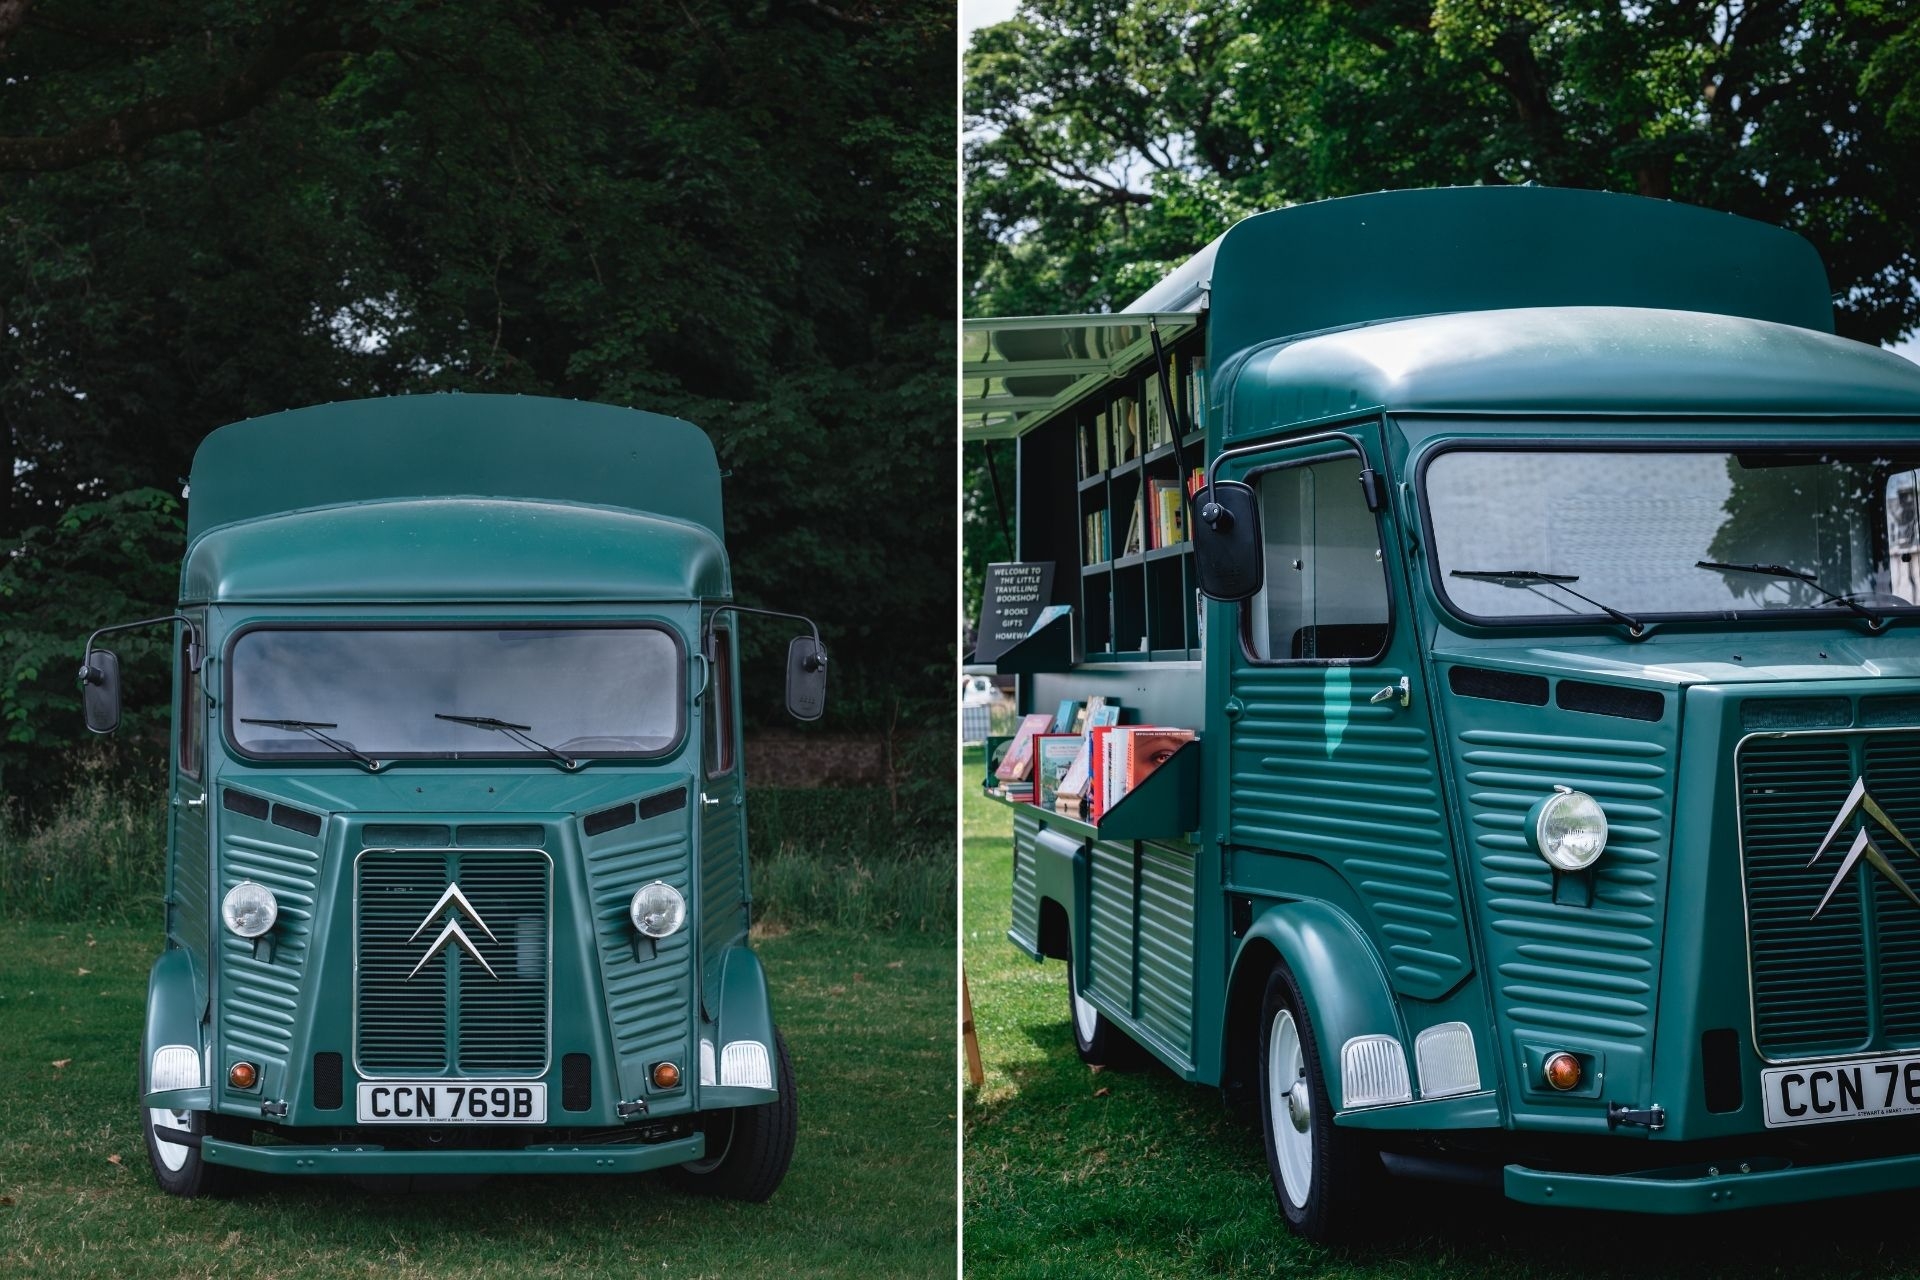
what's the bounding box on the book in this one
[1033,734,1081,810]
[995,713,1056,783]
[1051,698,1081,733]
[1094,411,1110,470]
[1087,724,1116,821]
[1144,372,1166,449]
[1126,728,1194,791]
[1121,486,1145,557]
[1028,603,1070,636]
[1187,357,1208,433]
[1151,480,1185,549]
[1114,397,1139,462]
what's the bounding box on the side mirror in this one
[1192,480,1264,602]
[81,649,123,735]
[785,636,828,722]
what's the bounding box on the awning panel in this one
[963,312,1199,441]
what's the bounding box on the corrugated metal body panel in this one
[1739,728,1920,1059]
[582,820,693,1082]
[1137,843,1197,1055]
[217,830,323,1075]
[1010,810,1041,951]
[1445,697,1674,1059]
[1087,840,1135,1010]
[1229,665,1470,999]
[700,796,747,960]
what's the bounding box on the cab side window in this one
[1246,455,1390,662]
[706,628,736,776]
[178,631,202,780]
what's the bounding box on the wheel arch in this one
[1221,900,1404,1112]
[142,947,211,1109]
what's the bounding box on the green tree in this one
[1,0,955,803]
[965,0,1920,342]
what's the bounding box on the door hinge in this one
[1607,1102,1666,1131]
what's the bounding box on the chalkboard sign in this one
[974,562,1056,663]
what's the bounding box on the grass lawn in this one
[961,747,1920,1278]
[0,921,954,1279]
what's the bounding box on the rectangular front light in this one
[719,1040,772,1089]
[1414,1022,1481,1098]
[151,1044,202,1092]
[1340,1034,1412,1108]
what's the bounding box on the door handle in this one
[702,794,720,808]
[173,795,205,809]
[1369,677,1411,709]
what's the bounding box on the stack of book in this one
[1084,509,1111,565]
[1148,478,1186,549]
[991,712,1055,801]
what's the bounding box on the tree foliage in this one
[0,0,954,802]
[965,0,1920,333]
[962,0,1920,607]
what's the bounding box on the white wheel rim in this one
[1071,983,1098,1044]
[1268,1010,1312,1208]
[149,1108,191,1172]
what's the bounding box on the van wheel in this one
[1257,961,1381,1243]
[670,1030,796,1202]
[1067,955,1140,1067]
[144,1105,240,1198]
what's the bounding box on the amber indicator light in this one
[1543,1051,1582,1092]
[229,1061,258,1089]
[651,1061,681,1089]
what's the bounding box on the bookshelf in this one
[1020,332,1207,663]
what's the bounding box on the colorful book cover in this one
[1086,724,1113,820]
[1051,698,1081,733]
[995,712,1056,783]
[1126,727,1194,791]
[1033,733,1081,810]
[1028,603,1071,636]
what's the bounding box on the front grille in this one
[1740,729,1920,1059]
[355,847,550,1077]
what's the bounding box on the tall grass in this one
[1,778,953,933]
[0,781,165,922]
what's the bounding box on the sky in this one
[961,0,1019,36]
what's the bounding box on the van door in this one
[1215,424,1472,1002]
[698,622,748,1004]
[167,614,211,956]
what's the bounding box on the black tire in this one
[144,1104,242,1198]
[1067,955,1141,1068]
[1256,961,1383,1244]
[669,1029,796,1202]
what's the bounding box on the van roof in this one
[186,394,723,542]
[1230,306,1920,437]
[180,498,728,605]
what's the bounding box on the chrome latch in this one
[260,1099,288,1118]
[617,1099,650,1120]
[1607,1102,1666,1131]
[1369,677,1411,708]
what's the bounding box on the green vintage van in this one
[81,394,825,1199]
[965,186,1920,1240]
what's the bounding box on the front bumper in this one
[201,1133,704,1175]
[1505,1149,1920,1212]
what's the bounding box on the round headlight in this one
[221,881,279,938]
[630,881,687,938]
[1533,789,1608,872]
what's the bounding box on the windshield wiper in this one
[434,713,578,769]
[240,718,380,770]
[1451,569,1646,637]
[1695,561,1884,627]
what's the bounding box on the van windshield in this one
[228,626,682,760]
[1423,447,1920,625]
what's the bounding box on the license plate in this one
[356,1081,546,1124]
[1762,1055,1920,1127]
